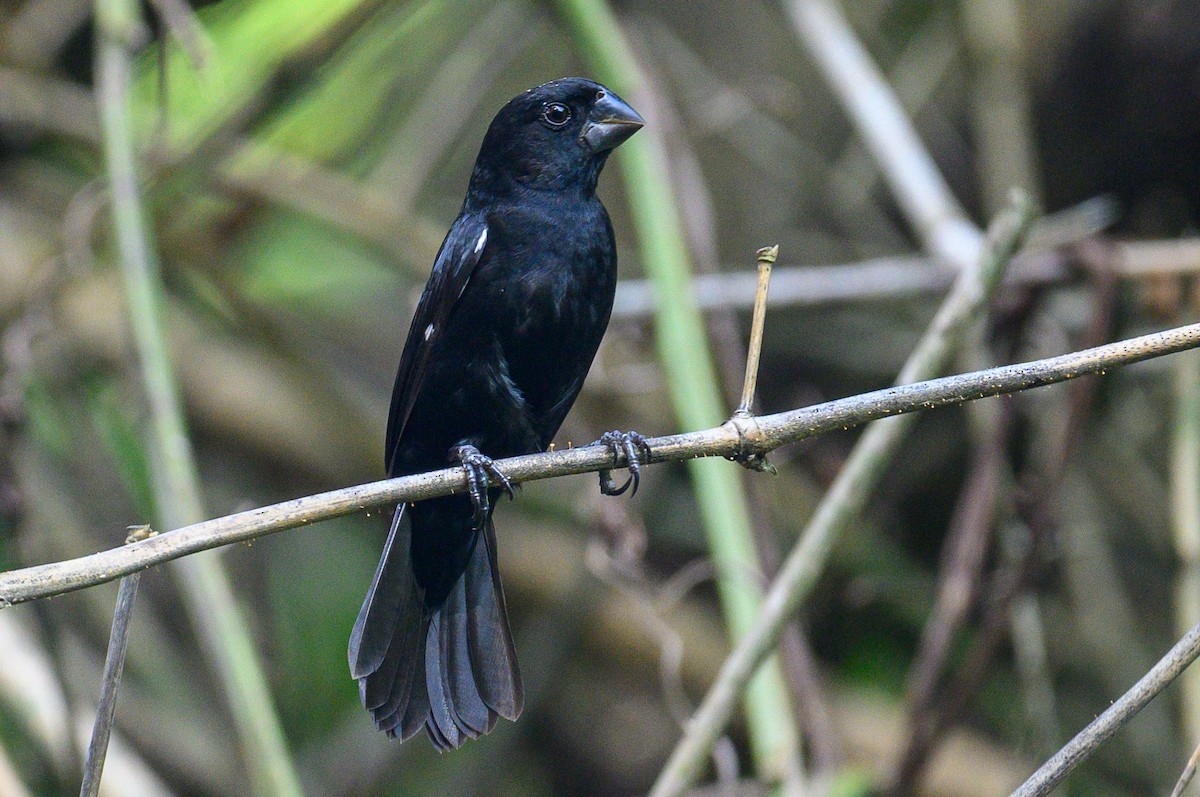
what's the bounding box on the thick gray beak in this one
[581,90,645,152]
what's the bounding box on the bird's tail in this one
[348,504,524,749]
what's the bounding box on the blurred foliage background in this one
[3,0,1200,795]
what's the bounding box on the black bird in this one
[349,78,647,749]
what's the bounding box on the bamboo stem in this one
[553,0,804,781]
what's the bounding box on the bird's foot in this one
[592,430,652,497]
[450,444,514,528]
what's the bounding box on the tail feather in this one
[359,612,416,713]
[389,644,429,741]
[367,613,423,722]
[350,508,523,749]
[425,613,463,751]
[464,519,523,720]
[441,574,497,736]
[349,506,419,681]
[348,506,426,739]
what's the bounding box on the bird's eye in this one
[541,102,572,129]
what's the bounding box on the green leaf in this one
[132,0,384,151]
[233,209,395,311]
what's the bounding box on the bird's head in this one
[469,77,644,198]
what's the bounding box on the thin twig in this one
[901,425,1006,726]
[1170,739,1200,797]
[611,236,1200,322]
[633,48,825,786]
[1010,622,1200,797]
[736,246,776,417]
[8,320,1200,606]
[79,564,142,797]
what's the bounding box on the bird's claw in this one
[450,444,514,528]
[593,430,652,497]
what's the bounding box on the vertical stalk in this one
[80,572,141,797]
[736,247,777,417]
[554,0,803,784]
[95,2,304,795]
[1172,348,1200,748]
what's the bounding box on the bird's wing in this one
[385,213,490,474]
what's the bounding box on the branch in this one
[785,0,981,267]
[610,237,1200,319]
[3,320,1200,605]
[1009,621,1200,797]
